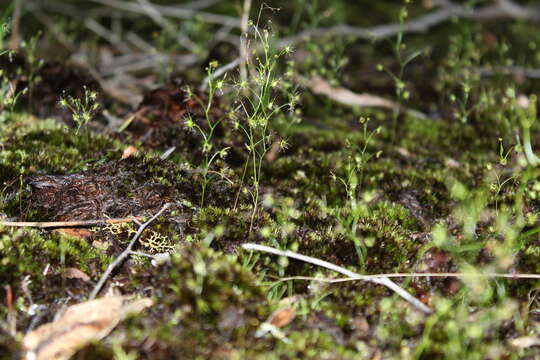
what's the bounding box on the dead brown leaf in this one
[268,307,296,328]
[300,75,428,119]
[121,145,138,159]
[64,268,92,283]
[304,75,396,109]
[23,296,152,360]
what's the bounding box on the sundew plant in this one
[233,23,296,232]
[185,61,229,207]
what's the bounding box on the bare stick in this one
[469,66,540,79]
[275,272,540,284]
[297,75,428,119]
[182,0,223,11]
[199,57,242,91]
[89,203,171,300]
[242,243,432,314]
[0,217,144,228]
[84,18,132,53]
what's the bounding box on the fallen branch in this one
[199,57,242,91]
[89,203,171,300]
[242,243,432,314]
[0,216,143,228]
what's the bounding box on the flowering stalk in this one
[185,61,229,207]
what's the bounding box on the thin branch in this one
[275,272,540,284]
[84,18,132,53]
[89,203,171,300]
[182,0,224,11]
[200,57,242,91]
[242,243,432,314]
[196,1,540,90]
[469,66,540,79]
[0,216,144,228]
[136,0,199,53]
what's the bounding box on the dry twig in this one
[89,203,171,299]
[0,217,143,229]
[239,0,252,86]
[242,243,432,314]
[275,272,540,283]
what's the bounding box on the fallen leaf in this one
[268,307,296,328]
[121,145,138,159]
[305,75,396,109]
[300,75,427,119]
[23,296,152,360]
[265,140,282,162]
[64,268,91,282]
[278,295,301,306]
[445,158,461,168]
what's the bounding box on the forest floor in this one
[3,1,540,359]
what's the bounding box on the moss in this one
[0,226,108,287]
[0,225,110,346]
[0,116,121,182]
[190,205,260,249]
[81,243,270,359]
